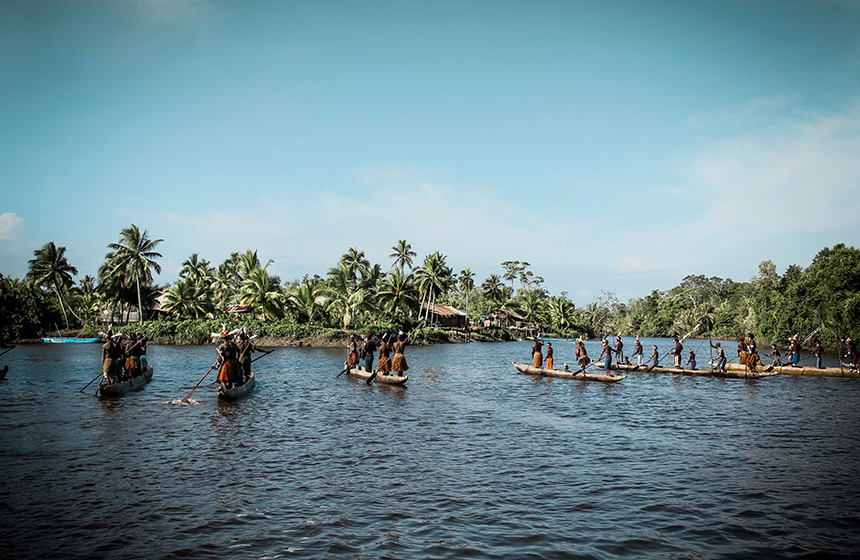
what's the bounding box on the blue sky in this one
[2,0,859,304]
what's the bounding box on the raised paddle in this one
[182,360,220,402]
[250,348,275,364]
[79,371,104,393]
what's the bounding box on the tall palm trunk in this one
[53,287,70,328]
[136,276,144,324]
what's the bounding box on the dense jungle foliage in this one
[2,223,857,349]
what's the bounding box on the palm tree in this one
[162,277,215,319]
[179,253,212,282]
[27,242,82,328]
[104,225,163,324]
[73,275,101,324]
[340,247,370,290]
[481,274,506,310]
[286,278,325,324]
[414,252,453,323]
[546,296,577,333]
[239,268,285,320]
[323,262,367,329]
[519,289,547,326]
[389,240,416,272]
[377,267,419,319]
[458,268,475,313]
[234,249,273,281]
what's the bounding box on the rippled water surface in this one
[1,339,859,559]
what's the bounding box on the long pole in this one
[182,360,220,402]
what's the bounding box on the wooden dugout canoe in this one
[347,367,408,386]
[721,361,860,378]
[612,362,777,379]
[98,366,154,397]
[217,373,256,401]
[513,362,625,382]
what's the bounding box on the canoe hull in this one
[722,361,860,378]
[513,362,625,382]
[347,367,408,385]
[98,366,153,397]
[613,362,776,379]
[217,373,256,401]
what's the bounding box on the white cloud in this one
[0,213,24,240]
[617,256,649,273]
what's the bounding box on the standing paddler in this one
[377,333,392,375]
[670,336,683,368]
[391,332,409,376]
[236,331,257,384]
[546,342,554,370]
[845,337,857,372]
[649,345,659,367]
[789,335,801,367]
[710,341,726,372]
[101,333,122,385]
[614,334,624,363]
[597,338,613,371]
[632,336,643,366]
[361,333,376,373]
[575,338,590,372]
[531,336,543,368]
[347,335,359,370]
[216,331,241,392]
[806,340,824,369]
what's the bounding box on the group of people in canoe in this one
[215,330,263,392]
[347,332,409,377]
[101,331,150,385]
[528,331,858,374]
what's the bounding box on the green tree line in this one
[2,224,858,348]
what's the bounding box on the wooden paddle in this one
[182,360,220,402]
[336,363,350,378]
[79,371,104,393]
[0,345,15,358]
[250,348,274,364]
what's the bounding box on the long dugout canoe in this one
[98,366,154,397]
[347,367,408,385]
[611,362,777,379]
[513,362,625,382]
[721,361,860,378]
[218,373,256,401]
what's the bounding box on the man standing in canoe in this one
[575,338,590,372]
[361,333,376,373]
[347,335,359,369]
[546,342,554,370]
[789,335,801,367]
[845,337,857,372]
[216,331,241,392]
[531,337,543,368]
[597,338,612,371]
[649,345,659,367]
[632,337,643,365]
[710,341,726,372]
[101,334,122,385]
[765,343,782,367]
[671,336,683,368]
[124,334,142,379]
[236,331,257,384]
[377,333,392,375]
[392,332,409,376]
[614,335,624,363]
[685,348,696,370]
[135,332,150,371]
[807,340,824,369]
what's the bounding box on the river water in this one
[1,338,858,559]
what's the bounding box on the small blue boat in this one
[41,337,101,343]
